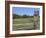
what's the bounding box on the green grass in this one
[13,17,40,31]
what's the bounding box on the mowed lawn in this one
[13,18,40,31]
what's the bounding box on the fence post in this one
[34,10,39,29]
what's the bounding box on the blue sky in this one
[12,7,40,16]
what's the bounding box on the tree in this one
[23,15,27,18]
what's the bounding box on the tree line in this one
[13,14,34,19]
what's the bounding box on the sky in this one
[12,7,40,16]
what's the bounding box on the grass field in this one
[13,17,40,31]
